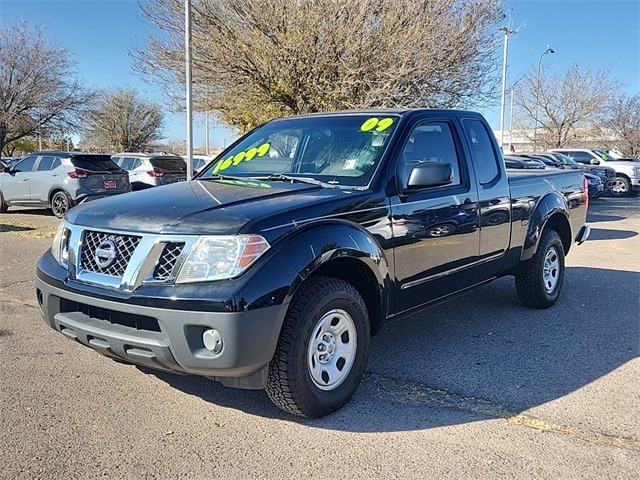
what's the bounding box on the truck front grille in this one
[59,298,161,332]
[153,242,185,280]
[81,230,142,277]
[64,225,196,291]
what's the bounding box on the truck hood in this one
[67,179,332,235]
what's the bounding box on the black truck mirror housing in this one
[407,162,453,189]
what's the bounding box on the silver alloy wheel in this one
[612,177,629,195]
[543,246,560,293]
[51,192,69,217]
[307,308,357,391]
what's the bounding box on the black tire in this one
[0,191,7,213]
[51,191,72,218]
[610,175,631,197]
[266,276,370,418]
[515,229,565,309]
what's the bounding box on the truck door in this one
[390,119,480,314]
[460,118,512,281]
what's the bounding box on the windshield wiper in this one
[254,173,329,186]
[198,173,243,181]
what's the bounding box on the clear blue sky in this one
[2,0,639,148]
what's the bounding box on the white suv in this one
[111,153,187,191]
[550,148,640,197]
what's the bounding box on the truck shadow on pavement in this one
[587,228,637,241]
[143,265,638,431]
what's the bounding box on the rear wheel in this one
[266,276,370,418]
[515,229,565,309]
[51,191,71,218]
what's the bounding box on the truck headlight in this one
[176,235,270,283]
[633,167,640,176]
[51,221,68,265]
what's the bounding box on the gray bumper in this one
[36,276,287,388]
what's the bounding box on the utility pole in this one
[533,45,555,150]
[499,26,517,151]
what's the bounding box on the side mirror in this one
[406,162,453,189]
[2,166,10,173]
[590,159,600,165]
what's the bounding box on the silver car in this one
[111,153,187,190]
[0,151,131,218]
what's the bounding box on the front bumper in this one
[36,252,289,388]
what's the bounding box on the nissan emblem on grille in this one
[95,239,118,268]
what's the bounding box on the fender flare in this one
[521,191,571,262]
[273,219,391,331]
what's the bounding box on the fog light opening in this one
[37,289,44,308]
[203,329,223,354]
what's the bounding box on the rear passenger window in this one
[120,158,136,170]
[462,119,500,185]
[37,156,56,171]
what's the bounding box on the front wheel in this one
[0,191,7,213]
[515,229,565,309]
[266,276,370,418]
[610,175,631,197]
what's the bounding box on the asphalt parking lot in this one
[1,195,638,479]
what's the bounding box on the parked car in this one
[0,151,131,218]
[545,151,616,194]
[182,154,219,174]
[111,153,187,190]
[503,155,546,169]
[550,148,640,197]
[512,152,567,169]
[515,151,616,195]
[584,172,605,198]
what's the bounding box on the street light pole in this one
[533,44,555,150]
[185,0,194,180]
[499,26,517,151]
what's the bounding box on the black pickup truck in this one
[36,109,590,417]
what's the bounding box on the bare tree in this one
[82,87,165,152]
[0,21,94,155]
[598,93,640,158]
[134,0,505,131]
[513,65,621,149]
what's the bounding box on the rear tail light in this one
[583,175,589,210]
[67,168,92,179]
[148,167,169,177]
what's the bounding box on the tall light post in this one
[499,26,517,150]
[185,0,194,180]
[533,44,555,149]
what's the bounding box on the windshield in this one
[199,114,399,187]
[593,149,613,161]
